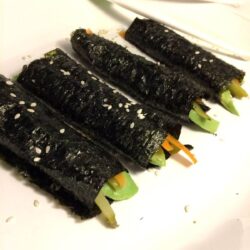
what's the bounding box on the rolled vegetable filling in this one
[149,134,197,167]
[189,102,219,133]
[95,171,138,227]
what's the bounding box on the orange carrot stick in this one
[162,140,174,152]
[113,172,126,187]
[119,30,126,38]
[166,134,197,164]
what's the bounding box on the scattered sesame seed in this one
[45,145,51,154]
[137,109,142,114]
[138,114,145,119]
[33,157,41,162]
[10,93,16,98]
[107,105,112,110]
[33,200,39,207]
[27,109,35,113]
[184,205,190,213]
[35,147,42,154]
[102,104,109,108]
[103,98,108,102]
[30,102,37,107]
[19,101,25,105]
[164,29,169,32]
[49,60,54,65]
[77,36,81,40]
[60,69,71,76]
[80,80,85,85]
[5,216,14,223]
[31,79,36,83]
[195,51,200,54]
[87,70,92,75]
[113,89,118,93]
[29,146,34,150]
[209,59,214,63]
[14,113,21,120]
[202,58,207,61]
[126,108,130,112]
[118,103,123,108]
[130,122,135,129]
[60,128,65,134]
[6,80,14,86]
[91,76,97,80]
[198,64,202,69]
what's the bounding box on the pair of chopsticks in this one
[107,0,250,60]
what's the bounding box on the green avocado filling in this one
[220,90,239,116]
[189,102,219,133]
[101,171,138,201]
[149,147,166,167]
[95,171,138,227]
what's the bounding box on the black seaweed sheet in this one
[0,74,124,218]
[18,49,181,168]
[125,18,245,95]
[70,29,210,123]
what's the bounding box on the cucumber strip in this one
[220,90,239,115]
[193,102,210,119]
[149,147,166,167]
[101,172,138,201]
[95,191,118,227]
[228,80,248,99]
[189,109,219,133]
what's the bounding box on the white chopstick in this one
[108,0,250,60]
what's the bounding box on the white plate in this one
[1,1,250,250]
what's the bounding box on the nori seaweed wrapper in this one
[125,18,245,94]
[18,49,181,168]
[0,74,124,218]
[70,29,209,123]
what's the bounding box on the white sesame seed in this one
[14,113,21,120]
[6,80,14,86]
[198,64,202,69]
[102,104,109,108]
[29,146,34,150]
[130,122,135,129]
[91,76,97,80]
[80,80,85,85]
[30,102,37,107]
[113,89,118,93]
[209,59,214,63]
[49,60,54,65]
[118,103,123,108]
[19,101,25,105]
[87,70,92,75]
[202,58,207,62]
[107,105,112,110]
[35,147,42,154]
[103,98,108,102]
[195,51,200,54]
[137,109,142,114]
[60,69,70,76]
[32,79,36,83]
[126,109,130,112]
[138,114,145,119]
[33,200,39,207]
[10,93,16,97]
[45,145,51,154]
[164,29,169,32]
[77,36,81,40]
[27,109,35,113]
[60,128,65,134]
[33,157,41,162]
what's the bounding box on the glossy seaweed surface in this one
[0,75,123,218]
[18,49,181,168]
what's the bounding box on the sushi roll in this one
[124,18,248,115]
[70,29,219,133]
[18,49,196,168]
[0,74,138,227]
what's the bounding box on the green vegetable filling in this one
[189,103,219,133]
[228,80,248,99]
[101,171,138,201]
[220,90,239,116]
[149,147,166,167]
